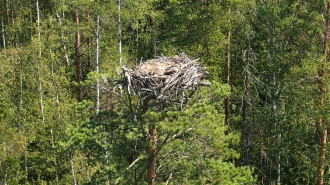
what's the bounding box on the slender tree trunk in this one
[95,2,110,184]
[74,11,83,102]
[118,0,122,66]
[3,173,7,185]
[50,58,59,181]
[87,9,92,70]
[3,0,8,50]
[316,3,330,185]
[72,9,82,185]
[224,8,231,135]
[147,123,157,185]
[242,47,250,166]
[10,2,16,47]
[96,1,100,113]
[18,61,23,132]
[270,1,280,183]
[242,19,254,166]
[56,13,70,66]
[3,144,6,185]
[36,0,41,57]
[36,0,45,124]
[140,99,157,185]
[19,60,26,184]
[5,0,9,16]
[1,19,5,50]
[70,149,78,185]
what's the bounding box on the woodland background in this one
[0,0,330,184]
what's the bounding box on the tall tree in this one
[224,7,231,135]
[316,2,330,185]
[74,10,83,102]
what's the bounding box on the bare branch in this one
[165,172,173,185]
[126,156,143,170]
[166,128,193,144]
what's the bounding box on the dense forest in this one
[0,0,330,184]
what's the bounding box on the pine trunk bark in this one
[316,3,330,185]
[87,10,92,70]
[142,99,157,185]
[147,123,157,185]
[74,11,83,102]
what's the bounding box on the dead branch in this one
[165,172,173,185]
[127,156,143,170]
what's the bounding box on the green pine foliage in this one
[65,82,256,184]
[2,0,330,184]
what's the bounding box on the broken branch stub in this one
[122,53,211,103]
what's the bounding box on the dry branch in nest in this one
[121,53,211,104]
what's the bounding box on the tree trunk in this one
[224,8,231,135]
[36,0,41,57]
[141,99,157,185]
[1,19,5,50]
[316,3,330,185]
[70,149,78,185]
[118,0,122,65]
[36,0,45,124]
[56,13,69,66]
[270,1,280,183]
[242,24,253,166]
[19,60,26,184]
[50,59,59,181]
[95,5,100,113]
[74,11,83,102]
[147,123,157,185]
[10,2,15,47]
[87,9,92,71]
[242,49,250,166]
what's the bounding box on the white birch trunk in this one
[20,65,26,184]
[50,57,59,181]
[36,0,41,57]
[36,0,45,124]
[3,144,7,185]
[1,19,5,50]
[96,4,110,184]
[55,6,69,66]
[118,0,122,66]
[70,149,77,185]
[270,1,280,183]
[56,13,70,66]
[19,61,23,132]
[96,6,100,114]
[3,174,6,185]
[18,60,26,184]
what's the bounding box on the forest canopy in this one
[0,0,329,185]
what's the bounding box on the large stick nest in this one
[122,53,210,103]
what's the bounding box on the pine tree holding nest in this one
[116,53,211,185]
